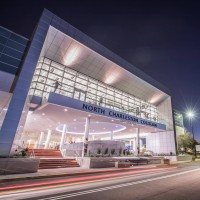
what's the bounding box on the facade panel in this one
[0,26,28,75]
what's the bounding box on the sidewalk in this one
[0,165,158,182]
[0,160,192,183]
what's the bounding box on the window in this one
[30,57,159,122]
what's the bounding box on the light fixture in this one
[186,110,195,119]
[186,109,196,158]
[28,111,33,115]
[64,108,68,112]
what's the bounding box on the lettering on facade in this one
[140,120,157,127]
[108,111,138,123]
[82,104,105,114]
[82,103,158,128]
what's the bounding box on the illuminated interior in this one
[29,57,159,122]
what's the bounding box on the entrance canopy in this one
[24,94,165,140]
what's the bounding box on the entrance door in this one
[74,90,80,100]
[79,92,86,101]
[73,89,86,101]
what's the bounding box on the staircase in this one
[29,149,63,158]
[39,158,79,169]
[28,149,79,169]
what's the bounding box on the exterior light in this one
[64,108,68,112]
[186,111,195,119]
[186,110,196,159]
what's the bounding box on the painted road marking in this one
[37,168,200,200]
[0,167,178,198]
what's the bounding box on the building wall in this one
[157,96,174,131]
[174,110,185,135]
[0,71,15,92]
[146,131,176,154]
[0,26,28,76]
[0,9,176,156]
[0,27,29,150]
[0,11,51,156]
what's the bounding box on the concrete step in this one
[28,149,79,169]
[39,158,79,169]
[28,149,62,158]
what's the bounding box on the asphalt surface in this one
[0,163,200,200]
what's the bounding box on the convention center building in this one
[0,9,177,157]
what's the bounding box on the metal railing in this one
[29,149,35,158]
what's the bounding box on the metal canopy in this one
[39,26,169,106]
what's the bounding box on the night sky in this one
[0,0,200,139]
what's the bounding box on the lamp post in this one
[186,111,196,159]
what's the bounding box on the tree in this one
[177,131,196,154]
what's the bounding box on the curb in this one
[0,167,151,183]
[156,160,192,167]
[1,161,192,183]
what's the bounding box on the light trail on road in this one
[36,168,200,200]
[0,166,177,196]
[0,166,199,200]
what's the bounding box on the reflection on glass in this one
[29,57,159,122]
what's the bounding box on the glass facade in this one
[0,26,28,75]
[174,110,184,128]
[29,57,159,123]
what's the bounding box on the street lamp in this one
[186,110,196,159]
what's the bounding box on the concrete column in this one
[136,128,140,155]
[82,117,90,157]
[140,139,143,149]
[132,138,136,151]
[92,135,95,141]
[60,124,67,150]
[44,130,52,149]
[37,131,44,148]
[110,131,113,140]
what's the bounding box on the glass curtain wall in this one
[29,57,158,122]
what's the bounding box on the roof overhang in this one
[38,24,170,106]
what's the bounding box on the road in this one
[0,163,200,200]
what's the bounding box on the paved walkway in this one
[0,160,192,182]
[0,165,159,182]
